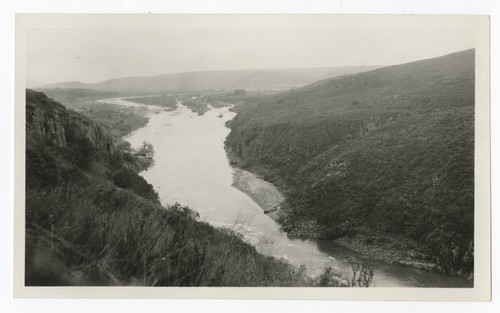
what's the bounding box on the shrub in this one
[112,168,158,202]
[234,89,246,96]
[135,141,154,158]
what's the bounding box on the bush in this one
[234,89,246,96]
[315,267,349,287]
[135,141,154,158]
[112,168,158,202]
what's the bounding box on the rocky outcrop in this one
[357,115,392,137]
[26,89,114,155]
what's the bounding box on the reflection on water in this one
[106,97,472,287]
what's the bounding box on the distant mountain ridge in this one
[39,66,380,92]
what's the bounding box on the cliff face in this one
[226,113,397,179]
[26,89,114,155]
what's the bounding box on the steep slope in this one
[26,90,114,155]
[25,90,331,287]
[39,66,379,92]
[225,49,475,276]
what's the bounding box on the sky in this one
[25,15,476,87]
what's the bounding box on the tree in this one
[350,263,374,287]
[315,267,349,287]
[135,141,154,159]
[234,89,246,96]
[112,167,159,201]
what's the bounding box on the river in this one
[101,97,472,287]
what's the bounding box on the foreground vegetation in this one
[224,49,475,277]
[25,89,368,286]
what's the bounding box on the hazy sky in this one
[25,15,476,87]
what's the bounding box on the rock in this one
[26,89,114,155]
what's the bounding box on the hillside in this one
[225,49,475,276]
[34,88,121,104]
[39,66,379,92]
[25,90,347,287]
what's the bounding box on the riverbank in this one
[230,163,475,280]
[231,168,286,221]
[228,154,458,276]
[334,231,440,273]
[230,167,325,239]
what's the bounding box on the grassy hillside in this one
[225,49,475,276]
[25,89,351,287]
[39,66,380,92]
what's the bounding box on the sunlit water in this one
[101,97,472,287]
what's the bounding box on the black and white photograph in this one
[10,12,491,301]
